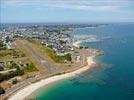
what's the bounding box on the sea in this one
[28,23,134,100]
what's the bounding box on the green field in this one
[46,48,72,63]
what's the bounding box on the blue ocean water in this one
[32,23,134,100]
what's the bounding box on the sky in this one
[0,0,134,23]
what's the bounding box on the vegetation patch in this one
[0,86,5,95]
[0,49,25,59]
[46,48,72,63]
[0,61,38,82]
[0,41,6,50]
[23,63,38,72]
[12,78,18,84]
[0,69,24,82]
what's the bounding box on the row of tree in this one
[0,69,24,82]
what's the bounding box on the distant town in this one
[0,24,104,54]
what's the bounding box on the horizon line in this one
[1,21,134,24]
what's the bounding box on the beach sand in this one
[9,56,95,100]
[72,41,82,48]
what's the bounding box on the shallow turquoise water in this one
[31,23,134,100]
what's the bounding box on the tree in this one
[65,54,72,61]
[12,79,18,84]
[79,46,83,49]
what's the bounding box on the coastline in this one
[8,56,95,100]
[72,41,82,48]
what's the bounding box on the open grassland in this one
[46,48,72,63]
[0,49,26,60]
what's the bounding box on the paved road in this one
[17,40,56,71]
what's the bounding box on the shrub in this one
[0,87,5,95]
[46,48,72,63]
[0,66,4,71]
[24,63,37,72]
[12,79,18,84]
[0,69,24,82]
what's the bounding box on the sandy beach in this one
[9,56,95,100]
[72,41,82,48]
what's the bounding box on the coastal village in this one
[1,0,133,99]
[0,24,104,99]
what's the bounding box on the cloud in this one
[1,0,133,11]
